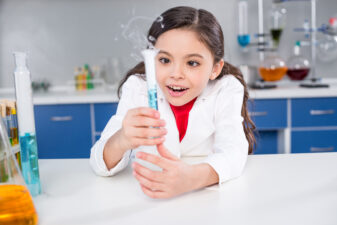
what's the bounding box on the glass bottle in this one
[0,119,38,225]
[286,41,310,80]
[259,51,287,82]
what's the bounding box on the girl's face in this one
[154,28,224,106]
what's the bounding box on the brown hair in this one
[118,6,256,153]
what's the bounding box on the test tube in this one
[13,52,41,196]
[238,0,250,48]
[141,48,159,110]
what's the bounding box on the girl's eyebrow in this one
[158,50,204,59]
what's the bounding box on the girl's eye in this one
[159,57,170,64]
[187,61,200,67]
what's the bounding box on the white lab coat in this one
[90,74,248,184]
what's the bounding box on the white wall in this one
[0,0,336,88]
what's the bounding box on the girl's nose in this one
[170,64,185,80]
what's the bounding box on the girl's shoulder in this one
[123,74,146,87]
[120,74,147,97]
[204,75,243,97]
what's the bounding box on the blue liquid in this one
[148,89,158,110]
[19,132,41,196]
[237,35,250,47]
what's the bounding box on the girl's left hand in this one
[132,144,199,199]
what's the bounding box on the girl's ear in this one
[210,59,224,80]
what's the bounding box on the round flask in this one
[286,42,310,80]
[259,53,287,81]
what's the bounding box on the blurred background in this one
[0,0,336,88]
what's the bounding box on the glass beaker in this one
[259,52,287,82]
[0,119,38,225]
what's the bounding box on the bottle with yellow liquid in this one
[0,119,38,225]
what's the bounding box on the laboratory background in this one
[0,0,337,224]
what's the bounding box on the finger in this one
[131,116,166,128]
[132,136,165,146]
[140,184,169,199]
[133,170,166,191]
[129,107,160,119]
[132,127,167,139]
[132,162,166,183]
[135,152,171,170]
[157,144,179,161]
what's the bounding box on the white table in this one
[34,153,337,225]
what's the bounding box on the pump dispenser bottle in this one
[13,52,41,196]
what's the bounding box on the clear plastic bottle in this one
[286,41,310,80]
[13,52,41,196]
[0,119,38,225]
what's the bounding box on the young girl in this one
[90,6,255,199]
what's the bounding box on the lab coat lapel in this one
[157,86,181,158]
[180,96,215,154]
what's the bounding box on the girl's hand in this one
[119,107,167,151]
[132,144,203,199]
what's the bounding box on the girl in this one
[90,6,255,199]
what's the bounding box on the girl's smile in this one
[154,28,224,106]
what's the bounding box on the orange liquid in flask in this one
[259,67,287,81]
[0,185,38,225]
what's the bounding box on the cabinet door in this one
[292,98,337,127]
[291,130,337,153]
[94,103,118,132]
[248,99,287,130]
[253,131,278,154]
[34,104,92,158]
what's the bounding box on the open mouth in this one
[166,85,189,97]
[167,85,188,92]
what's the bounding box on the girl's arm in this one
[103,108,167,170]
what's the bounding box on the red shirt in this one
[169,98,197,142]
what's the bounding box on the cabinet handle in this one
[310,147,334,152]
[50,116,73,122]
[310,110,335,115]
[249,111,268,117]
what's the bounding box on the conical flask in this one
[0,119,38,225]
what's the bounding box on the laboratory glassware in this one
[0,118,38,225]
[13,52,42,196]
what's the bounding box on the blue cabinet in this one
[94,103,118,132]
[291,130,337,153]
[292,97,337,127]
[253,131,278,154]
[248,99,287,130]
[248,99,287,154]
[34,104,92,159]
[291,97,337,154]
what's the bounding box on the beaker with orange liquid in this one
[259,53,287,82]
[0,119,38,225]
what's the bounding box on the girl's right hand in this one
[118,107,167,151]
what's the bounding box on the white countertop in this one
[1,79,337,104]
[34,153,337,225]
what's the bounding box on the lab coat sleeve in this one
[89,76,144,176]
[203,76,249,185]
